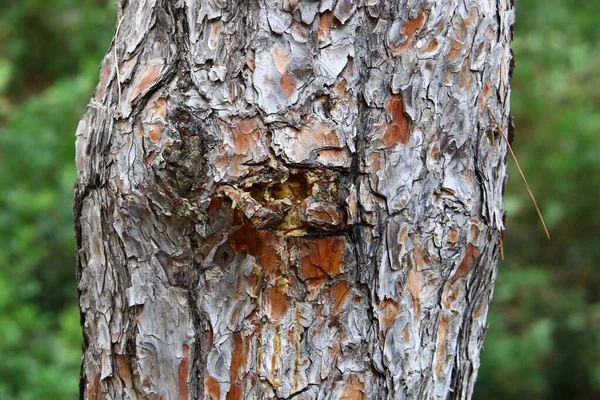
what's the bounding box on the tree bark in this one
[75,1,514,399]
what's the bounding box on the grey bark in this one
[75,0,514,399]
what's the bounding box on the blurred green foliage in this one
[0,0,598,398]
[476,0,600,399]
[0,1,114,398]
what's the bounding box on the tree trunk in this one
[74,0,513,399]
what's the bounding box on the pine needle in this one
[490,111,551,240]
[114,15,125,111]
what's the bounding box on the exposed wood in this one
[75,1,514,399]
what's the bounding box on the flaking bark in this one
[75,1,514,399]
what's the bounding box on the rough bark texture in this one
[75,1,514,399]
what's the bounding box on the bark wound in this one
[221,169,347,236]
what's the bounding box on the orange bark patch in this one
[148,124,161,142]
[209,20,223,50]
[280,73,297,97]
[148,97,167,117]
[228,333,247,399]
[283,0,299,11]
[237,118,258,135]
[178,344,190,400]
[265,283,290,321]
[341,374,365,400]
[464,169,473,185]
[318,11,334,41]
[131,61,162,101]
[407,266,422,320]
[435,315,450,378]
[404,9,426,37]
[220,117,268,177]
[142,96,167,143]
[447,228,459,243]
[136,119,144,137]
[379,299,399,330]
[303,120,341,148]
[333,281,350,314]
[465,6,480,27]
[283,116,344,163]
[272,43,290,74]
[412,240,430,270]
[429,143,440,161]
[425,39,439,53]
[469,219,481,242]
[95,56,113,101]
[299,237,345,284]
[230,118,263,154]
[226,385,243,400]
[478,82,492,113]
[390,8,426,53]
[316,148,349,165]
[455,21,468,43]
[448,40,462,60]
[230,333,247,379]
[336,79,348,95]
[145,151,158,167]
[402,325,411,344]
[399,225,409,244]
[226,154,249,178]
[87,373,100,400]
[383,95,410,146]
[93,237,102,258]
[230,222,282,276]
[204,374,221,400]
[455,244,480,278]
[232,129,257,153]
[330,343,340,371]
[248,264,262,298]
[366,152,382,183]
[116,355,133,388]
[458,57,473,91]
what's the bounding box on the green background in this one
[0,1,598,398]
